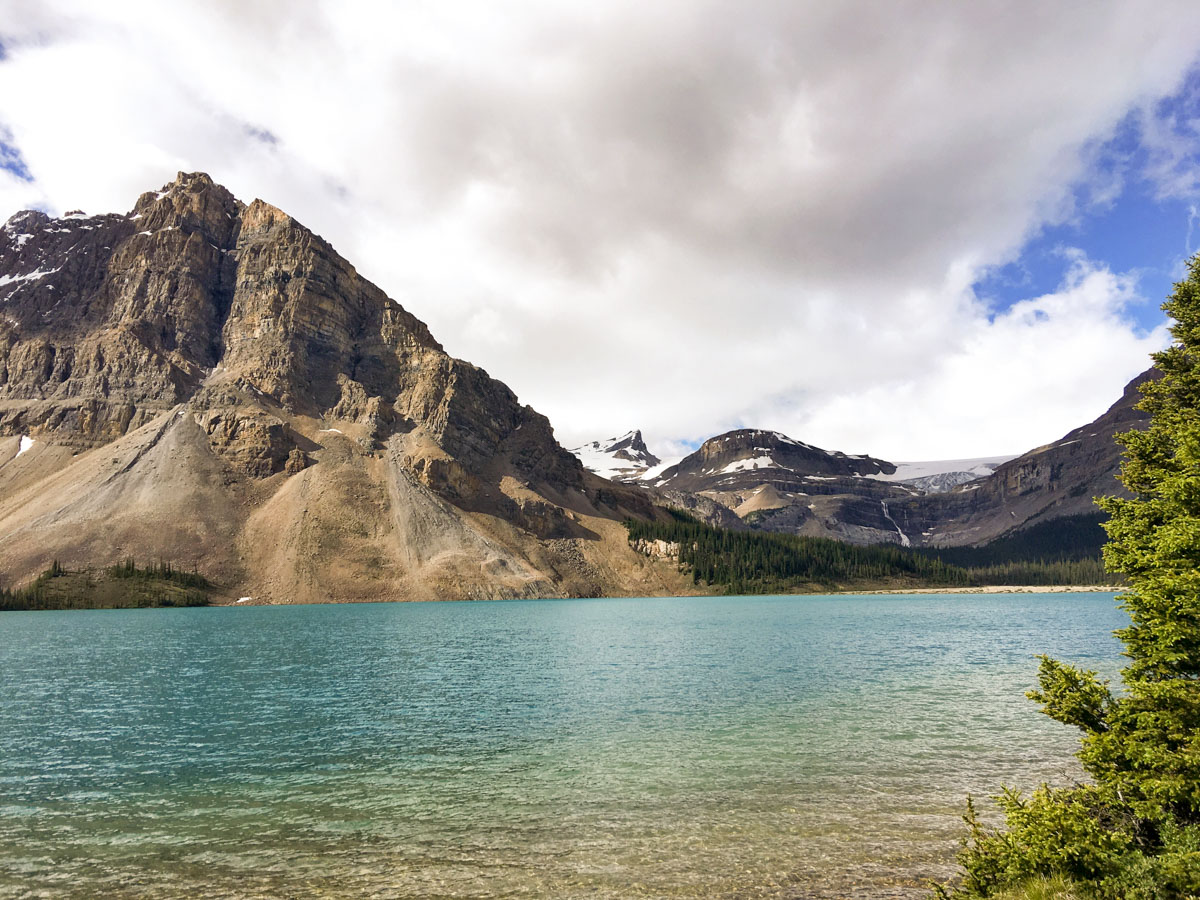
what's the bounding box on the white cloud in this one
[0,168,43,222]
[1140,98,1200,203]
[790,255,1169,459]
[0,0,1197,460]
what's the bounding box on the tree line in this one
[0,560,211,611]
[625,509,1114,593]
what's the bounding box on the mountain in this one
[888,368,1155,547]
[644,373,1151,549]
[0,173,1154,599]
[569,430,662,481]
[0,173,688,602]
[647,429,918,543]
[654,429,895,487]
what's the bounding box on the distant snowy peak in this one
[602,430,660,465]
[569,430,662,482]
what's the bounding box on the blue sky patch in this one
[0,135,32,182]
[974,189,1190,332]
[974,72,1200,334]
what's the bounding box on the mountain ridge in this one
[0,173,686,602]
[0,172,1154,600]
[592,375,1151,549]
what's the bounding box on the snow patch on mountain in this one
[868,455,1014,493]
[720,455,779,474]
[570,430,663,482]
[640,458,683,484]
[0,267,61,290]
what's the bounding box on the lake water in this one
[0,593,1127,899]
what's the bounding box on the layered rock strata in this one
[0,174,684,602]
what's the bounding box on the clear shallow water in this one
[0,593,1126,899]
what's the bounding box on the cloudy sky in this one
[2,1,1200,461]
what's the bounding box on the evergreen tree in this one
[1089,254,1200,829]
[941,256,1200,898]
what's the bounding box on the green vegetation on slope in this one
[626,509,1114,594]
[937,257,1200,899]
[985,875,1091,900]
[924,514,1109,567]
[628,509,967,592]
[917,514,1115,588]
[0,560,211,611]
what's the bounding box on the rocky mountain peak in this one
[4,209,49,233]
[130,171,243,249]
[570,429,662,481]
[240,197,291,231]
[606,430,657,463]
[669,428,895,480]
[0,173,671,603]
[0,173,580,489]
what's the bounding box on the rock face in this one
[0,173,688,602]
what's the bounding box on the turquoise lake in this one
[0,593,1127,899]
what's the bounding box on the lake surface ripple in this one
[0,593,1126,899]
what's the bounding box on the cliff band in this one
[0,173,683,602]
